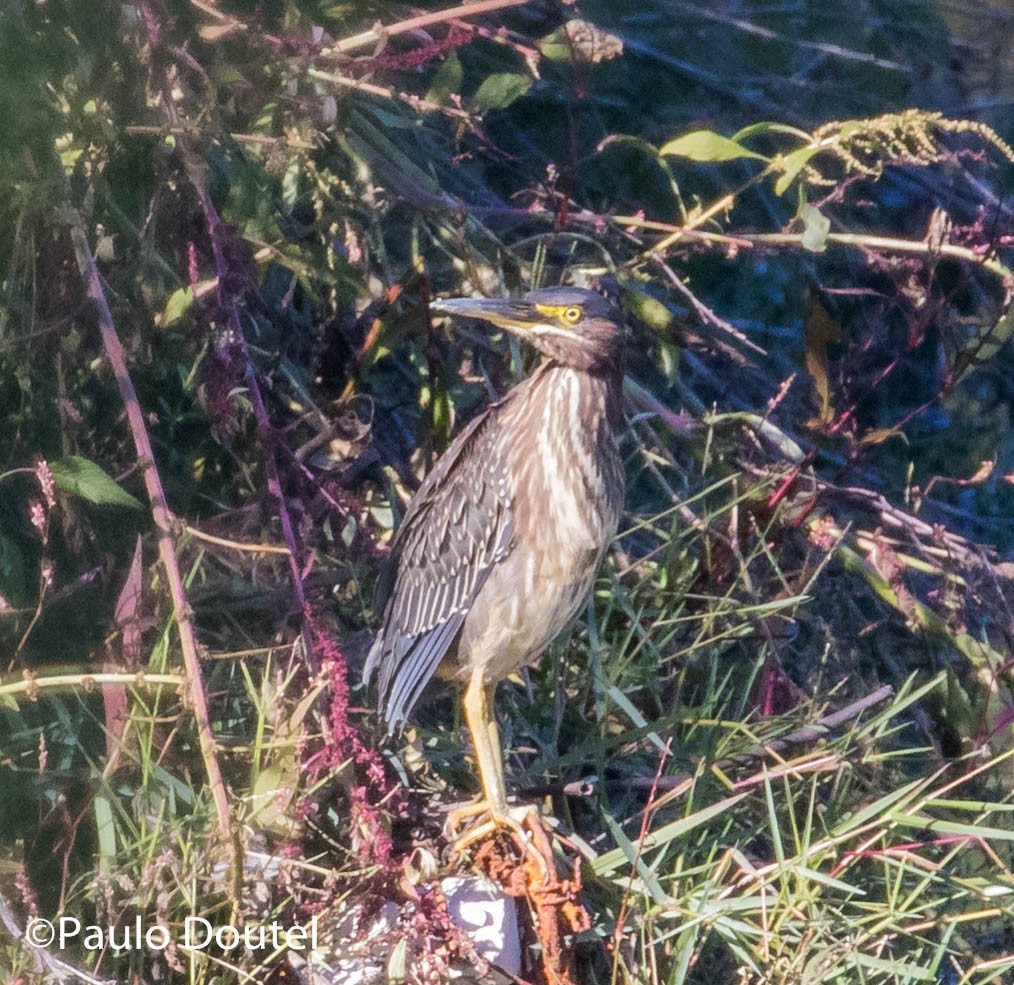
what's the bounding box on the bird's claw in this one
[445,800,554,881]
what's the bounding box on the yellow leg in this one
[469,671,508,817]
[446,667,550,877]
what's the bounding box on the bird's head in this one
[430,286,623,372]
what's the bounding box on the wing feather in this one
[364,405,515,730]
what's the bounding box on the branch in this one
[0,671,185,700]
[64,188,234,845]
[327,0,529,55]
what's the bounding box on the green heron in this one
[365,286,625,846]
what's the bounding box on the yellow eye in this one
[562,306,583,324]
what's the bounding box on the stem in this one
[64,193,234,844]
[143,2,314,667]
[307,67,468,119]
[0,671,185,700]
[744,230,1013,279]
[328,0,529,55]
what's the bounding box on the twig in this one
[594,212,1013,282]
[326,0,529,55]
[725,684,896,768]
[739,231,1013,280]
[182,524,292,556]
[649,250,766,355]
[125,124,316,150]
[64,182,234,844]
[675,2,911,73]
[0,671,185,700]
[623,377,698,437]
[307,67,469,119]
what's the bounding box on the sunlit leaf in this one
[538,19,623,64]
[732,121,812,143]
[859,426,906,446]
[660,130,768,163]
[156,286,194,329]
[198,22,241,41]
[799,202,830,252]
[774,144,822,194]
[597,133,664,162]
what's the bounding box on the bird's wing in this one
[364,406,514,730]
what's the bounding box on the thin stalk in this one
[64,193,234,845]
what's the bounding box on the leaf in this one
[425,51,463,105]
[659,130,768,163]
[156,286,194,329]
[592,792,751,877]
[50,456,143,510]
[890,812,1014,842]
[774,145,822,195]
[597,133,664,162]
[804,298,839,425]
[951,289,1014,385]
[859,426,906,447]
[472,73,532,112]
[799,202,830,253]
[248,766,301,836]
[198,22,242,41]
[537,19,623,64]
[624,289,673,332]
[732,121,812,143]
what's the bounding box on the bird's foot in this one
[445,800,554,882]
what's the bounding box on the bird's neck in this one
[522,358,624,434]
[500,358,624,552]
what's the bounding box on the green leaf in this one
[597,133,664,162]
[537,19,623,64]
[425,52,463,105]
[156,286,194,329]
[472,73,532,112]
[50,456,143,511]
[537,25,576,63]
[799,202,830,252]
[774,145,821,195]
[624,289,673,332]
[732,121,812,143]
[592,792,751,877]
[890,812,1014,842]
[659,130,768,163]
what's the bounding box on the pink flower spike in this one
[29,501,46,534]
[35,459,56,509]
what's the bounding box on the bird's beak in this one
[430,297,549,336]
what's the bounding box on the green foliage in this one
[660,130,769,163]
[472,72,532,111]
[49,456,143,510]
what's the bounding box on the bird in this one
[364,286,625,849]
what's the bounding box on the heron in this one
[364,286,625,848]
